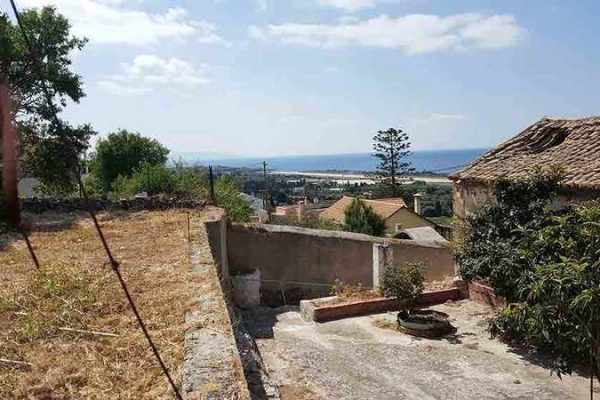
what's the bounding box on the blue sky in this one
[4,0,600,156]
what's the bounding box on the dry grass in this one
[0,209,198,399]
[329,279,380,304]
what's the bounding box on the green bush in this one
[343,198,386,236]
[90,130,169,192]
[381,262,425,310]
[215,176,252,223]
[454,167,564,301]
[82,173,103,198]
[173,164,207,199]
[111,163,175,198]
[488,202,600,376]
[456,166,600,376]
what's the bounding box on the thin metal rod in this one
[78,180,184,400]
[19,227,40,270]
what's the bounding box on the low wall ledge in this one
[231,223,449,249]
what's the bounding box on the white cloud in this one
[19,0,225,46]
[98,55,210,95]
[251,13,524,54]
[317,0,377,12]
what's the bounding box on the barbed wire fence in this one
[8,1,183,398]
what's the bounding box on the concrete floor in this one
[246,300,591,400]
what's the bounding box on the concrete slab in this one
[249,300,590,400]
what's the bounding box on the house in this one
[450,117,600,219]
[319,195,433,235]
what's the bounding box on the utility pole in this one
[262,161,270,211]
[208,165,216,205]
[0,78,20,227]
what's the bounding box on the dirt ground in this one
[0,209,199,399]
[247,301,591,400]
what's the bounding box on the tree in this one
[373,128,414,196]
[1,7,94,194]
[343,198,386,236]
[90,130,170,192]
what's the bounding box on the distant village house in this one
[319,195,433,236]
[451,117,600,218]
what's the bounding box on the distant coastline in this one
[172,148,488,174]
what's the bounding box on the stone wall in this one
[21,196,205,214]
[183,209,250,399]
[452,179,600,220]
[226,223,456,303]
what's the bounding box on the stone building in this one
[450,117,600,219]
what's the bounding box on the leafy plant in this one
[1,7,95,193]
[456,166,600,380]
[454,166,564,301]
[111,163,175,197]
[89,130,169,192]
[381,262,425,312]
[215,176,252,222]
[343,198,386,236]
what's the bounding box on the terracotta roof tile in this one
[320,196,406,224]
[451,117,600,189]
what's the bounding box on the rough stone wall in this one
[452,181,496,220]
[453,180,600,220]
[183,209,250,399]
[227,224,456,301]
[21,196,205,213]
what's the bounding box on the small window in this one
[395,224,403,232]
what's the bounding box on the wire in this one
[9,1,183,398]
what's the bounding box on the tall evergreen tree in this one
[372,128,414,196]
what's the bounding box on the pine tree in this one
[373,128,414,196]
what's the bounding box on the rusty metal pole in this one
[0,78,20,227]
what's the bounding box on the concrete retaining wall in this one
[226,223,456,302]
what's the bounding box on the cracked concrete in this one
[247,300,590,400]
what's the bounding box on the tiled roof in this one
[451,117,600,189]
[320,196,407,224]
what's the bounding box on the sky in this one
[3,0,600,157]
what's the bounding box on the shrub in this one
[110,163,175,198]
[456,166,600,376]
[454,166,564,301]
[343,198,386,236]
[82,173,103,198]
[381,262,425,311]
[215,176,252,222]
[488,201,600,376]
[173,164,207,199]
[90,130,169,192]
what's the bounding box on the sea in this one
[174,148,488,175]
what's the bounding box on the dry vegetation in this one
[0,210,198,399]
